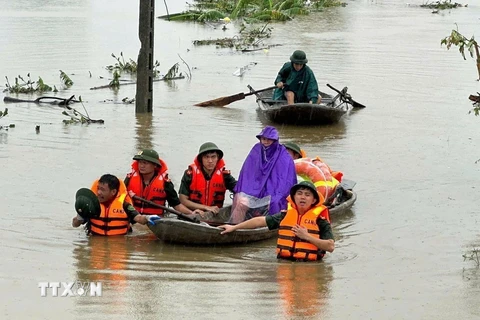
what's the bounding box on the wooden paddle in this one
[194,86,276,107]
[132,195,200,223]
[326,84,366,109]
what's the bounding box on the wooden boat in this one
[148,189,357,245]
[254,87,350,125]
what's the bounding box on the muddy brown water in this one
[1,1,480,319]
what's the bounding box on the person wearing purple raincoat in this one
[234,126,297,215]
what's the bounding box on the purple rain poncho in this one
[234,126,297,214]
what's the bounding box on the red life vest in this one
[89,179,130,236]
[187,158,228,208]
[126,159,169,215]
[276,199,329,261]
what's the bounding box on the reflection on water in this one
[3,0,480,319]
[134,113,154,151]
[276,262,333,319]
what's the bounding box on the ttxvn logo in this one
[38,281,102,297]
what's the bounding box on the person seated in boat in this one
[124,149,203,217]
[179,142,237,214]
[283,141,307,160]
[72,174,160,235]
[220,181,335,261]
[273,50,320,105]
[232,126,297,219]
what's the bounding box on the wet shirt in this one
[265,210,334,240]
[178,170,237,196]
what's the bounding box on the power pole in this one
[136,0,155,113]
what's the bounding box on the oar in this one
[326,84,366,109]
[132,195,200,223]
[194,86,276,107]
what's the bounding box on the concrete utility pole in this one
[136,0,155,113]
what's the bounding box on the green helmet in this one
[290,181,320,203]
[197,142,224,161]
[283,142,302,157]
[290,50,308,64]
[133,149,161,166]
[75,188,101,219]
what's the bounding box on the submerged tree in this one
[441,26,480,80]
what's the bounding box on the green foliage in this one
[109,70,121,88]
[106,52,138,74]
[441,25,480,80]
[59,70,74,87]
[463,248,480,267]
[3,74,53,93]
[164,63,180,79]
[441,28,478,60]
[0,108,8,119]
[106,52,161,78]
[158,0,337,22]
[311,0,344,9]
[36,77,53,92]
[193,22,272,50]
[0,108,12,131]
[61,110,89,124]
[421,0,463,10]
[470,103,480,116]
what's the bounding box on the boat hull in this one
[256,89,348,125]
[148,190,357,245]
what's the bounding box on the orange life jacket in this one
[126,159,169,215]
[187,158,228,208]
[89,179,130,236]
[276,199,329,261]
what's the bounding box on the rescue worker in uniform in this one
[124,149,202,216]
[72,174,159,235]
[179,142,237,214]
[220,181,334,261]
[273,50,320,105]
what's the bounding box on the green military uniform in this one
[273,50,319,103]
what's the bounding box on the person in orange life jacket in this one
[72,174,160,235]
[219,181,334,261]
[124,149,203,217]
[179,142,237,214]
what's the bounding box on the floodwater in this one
[1,0,480,319]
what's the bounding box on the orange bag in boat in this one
[294,158,335,203]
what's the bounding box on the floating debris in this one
[420,0,464,10]
[232,62,258,77]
